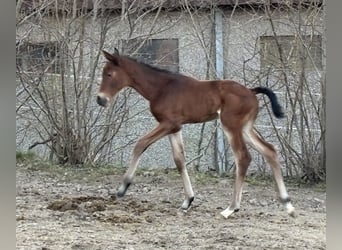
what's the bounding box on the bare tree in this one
[16,1,158,165]
[16,0,189,166]
[183,0,325,181]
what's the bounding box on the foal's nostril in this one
[96,95,107,107]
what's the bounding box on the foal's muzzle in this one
[96,95,108,107]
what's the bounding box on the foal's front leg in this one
[169,131,194,210]
[117,123,174,197]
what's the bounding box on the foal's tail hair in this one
[251,87,285,119]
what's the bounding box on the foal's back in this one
[150,74,258,125]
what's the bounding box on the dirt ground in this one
[16,161,326,250]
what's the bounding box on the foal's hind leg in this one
[220,126,252,218]
[244,126,295,217]
[169,131,194,210]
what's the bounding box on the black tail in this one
[251,87,284,118]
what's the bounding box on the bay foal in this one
[96,50,295,218]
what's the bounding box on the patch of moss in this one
[16,151,36,162]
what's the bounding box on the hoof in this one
[286,203,296,218]
[181,197,194,210]
[281,197,296,218]
[220,207,239,218]
[288,210,296,218]
[117,182,131,197]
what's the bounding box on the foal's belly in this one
[183,111,219,124]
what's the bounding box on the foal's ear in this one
[114,48,119,55]
[102,50,119,65]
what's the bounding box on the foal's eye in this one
[107,73,112,77]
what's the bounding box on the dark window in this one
[121,38,179,72]
[16,42,63,74]
[260,35,322,71]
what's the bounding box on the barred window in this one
[120,38,179,73]
[16,41,63,74]
[259,35,322,71]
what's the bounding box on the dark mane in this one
[125,56,177,76]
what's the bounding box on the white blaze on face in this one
[97,70,119,105]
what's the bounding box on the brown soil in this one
[16,162,326,250]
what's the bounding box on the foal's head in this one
[97,50,131,107]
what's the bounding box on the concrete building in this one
[16,0,324,175]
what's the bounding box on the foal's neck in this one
[122,57,173,102]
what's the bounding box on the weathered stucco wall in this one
[16,6,323,172]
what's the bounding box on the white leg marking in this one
[286,202,295,215]
[244,124,295,216]
[221,126,247,216]
[221,207,236,218]
[169,132,194,207]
